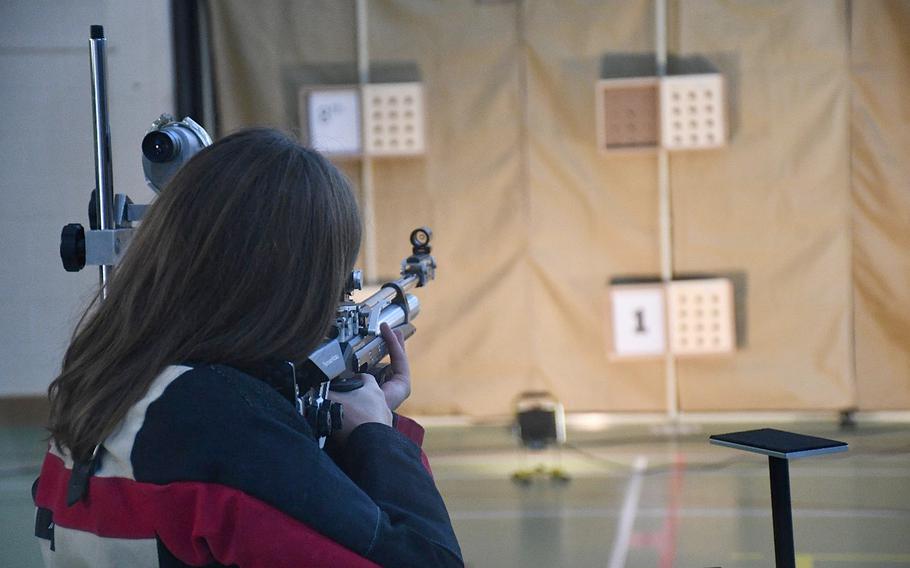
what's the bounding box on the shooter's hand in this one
[327,374,392,444]
[379,322,411,411]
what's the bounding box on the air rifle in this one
[297,228,437,443]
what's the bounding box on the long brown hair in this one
[49,128,361,461]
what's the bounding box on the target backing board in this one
[363,83,425,157]
[659,74,726,151]
[608,284,667,358]
[667,278,735,355]
[596,78,660,153]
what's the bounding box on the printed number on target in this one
[609,284,667,358]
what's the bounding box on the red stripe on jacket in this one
[395,414,433,475]
[36,453,379,568]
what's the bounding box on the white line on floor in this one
[607,455,648,568]
[449,506,910,522]
[433,467,910,481]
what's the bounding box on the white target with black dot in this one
[301,87,362,157]
[362,83,425,157]
[667,278,735,355]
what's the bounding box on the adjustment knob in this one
[60,224,86,272]
[313,401,345,437]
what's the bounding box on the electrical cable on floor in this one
[561,442,750,476]
[3,429,907,479]
[561,444,910,514]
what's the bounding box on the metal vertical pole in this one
[655,0,678,420]
[89,25,116,298]
[768,457,796,568]
[356,0,378,282]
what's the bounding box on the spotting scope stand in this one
[59,25,211,290]
[57,25,120,297]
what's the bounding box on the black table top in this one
[709,428,848,459]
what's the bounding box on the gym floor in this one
[2,406,909,567]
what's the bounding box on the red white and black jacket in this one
[34,364,463,567]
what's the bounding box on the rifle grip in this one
[328,364,391,393]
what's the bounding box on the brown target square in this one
[596,78,660,152]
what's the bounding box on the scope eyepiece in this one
[141,130,181,163]
[142,115,212,193]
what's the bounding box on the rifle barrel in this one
[360,274,420,311]
[376,293,420,331]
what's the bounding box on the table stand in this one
[709,428,848,568]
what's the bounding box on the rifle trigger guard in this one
[381,282,410,324]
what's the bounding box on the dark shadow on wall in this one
[598,53,719,80]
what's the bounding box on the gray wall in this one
[0,1,173,396]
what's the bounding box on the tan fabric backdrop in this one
[851,0,910,410]
[208,0,910,415]
[670,1,854,410]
